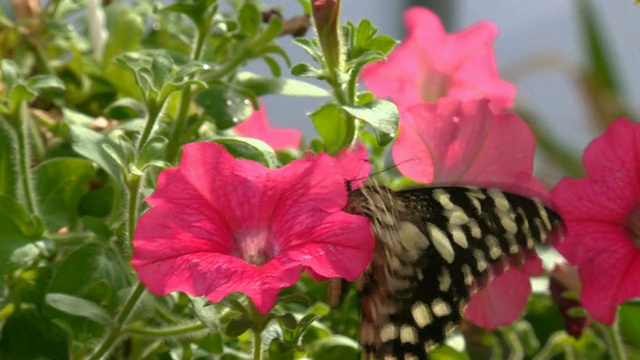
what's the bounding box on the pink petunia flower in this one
[551,118,640,325]
[393,98,549,329]
[234,100,302,151]
[132,142,374,313]
[361,6,515,113]
[393,98,546,196]
[465,257,544,330]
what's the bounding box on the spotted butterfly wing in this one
[345,184,562,359]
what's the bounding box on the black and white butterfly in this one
[344,183,562,360]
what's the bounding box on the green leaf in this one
[102,5,144,99]
[291,63,325,79]
[34,158,95,232]
[103,4,144,66]
[0,194,44,241]
[174,61,208,82]
[278,313,297,330]
[577,0,621,94]
[293,38,324,65]
[8,84,36,112]
[309,335,359,359]
[214,137,279,169]
[25,75,66,98]
[310,102,348,152]
[255,16,283,44]
[237,72,330,97]
[0,195,44,273]
[104,97,146,120]
[342,100,399,146]
[225,317,254,338]
[46,242,128,304]
[620,302,640,348]
[191,296,220,331]
[68,125,125,194]
[161,3,206,24]
[138,136,169,169]
[45,293,115,326]
[366,34,397,54]
[0,59,21,93]
[150,52,175,92]
[238,2,261,37]
[430,344,471,360]
[196,86,253,130]
[0,307,69,359]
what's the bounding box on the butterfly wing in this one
[346,185,562,359]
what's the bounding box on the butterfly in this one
[344,183,562,360]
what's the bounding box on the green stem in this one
[596,318,627,360]
[164,21,208,163]
[164,86,193,164]
[252,328,263,360]
[15,104,38,215]
[89,282,147,360]
[27,42,54,76]
[124,174,141,254]
[136,98,164,154]
[124,321,206,337]
[499,327,524,360]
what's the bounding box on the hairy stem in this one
[89,282,147,360]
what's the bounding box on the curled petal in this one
[465,257,543,330]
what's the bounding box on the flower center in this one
[421,70,450,102]
[623,203,640,249]
[233,229,275,266]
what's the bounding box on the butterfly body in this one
[345,184,562,360]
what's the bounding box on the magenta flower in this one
[234,100,302,151]
[132,142,374,313]
[361,6,515,113]
[465,257,544,330]
[393,98,549,329]
[393,98,546,195]
[551,118,640,324]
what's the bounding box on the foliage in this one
[0,0,638,359]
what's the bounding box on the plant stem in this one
[252,328,263,360]
[136,98,164,154]
[89,282,147,360]
[124,321,206,337]
[164,19,210,163]
[124,174,141,255]
[596,318,627,360]
[15,104,38,216]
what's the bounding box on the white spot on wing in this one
[400,324,418,344]
[438,268,452,292]
[485,234,502,259]
[449,224,468,248]
[411,301,433,328]
[427,223,455,263]
[431,298,452,317]
[379,323,398,342]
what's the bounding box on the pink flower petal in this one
[578,231,640,324]
[393,98,544,196]
[133,142,374,313]
[361,6,515,112]
[551,118,640,325]
[234,100,302,151]
[465,257,544,330]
